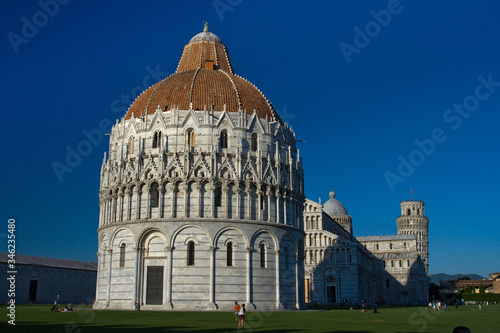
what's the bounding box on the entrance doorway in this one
[327,286,336,303]
[146,266,163,305]
[28,280,38,302]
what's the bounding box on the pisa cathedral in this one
[94,25,428,311]
[304,192,429,305]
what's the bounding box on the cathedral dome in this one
[323,191,348,216]
[125,24,279,121]
[189,31,222,43]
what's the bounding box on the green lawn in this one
[2,304,500,332]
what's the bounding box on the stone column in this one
[276,192,281,223]
[132,247,140,306]
[98,202,103,227]
[275,249,282,309]
[210,184,215,218]
[158,187,164,218]
[196,184,202,218]
[139,247,146,305]
[246,246,252,307]
[110,195,116,223]
[120,193,125,222]
[257,190,263,221]
[222,186,228,219]
[125,190,132,221]
[102,198,108,224]
[295,251,300,309]
[267,188,272,222]
[134,188,141,220]
[165,246,173,308]
[209,246,216,308]
[145,185,152,219]
[181,183,188,218]
[283,193,288,225]
[95,252,101,303]
[235,187,240,219]
[170,185,176,218]
[106,249,113,307]
[245,187,251,220]
[162,246,169,308]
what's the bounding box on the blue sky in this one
[1,0,499,277]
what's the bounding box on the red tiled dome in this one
[125,27,279,121]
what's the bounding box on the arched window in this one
[129,137,135,154]
[226,242,233,267]
[153,131,162,148]
[150,183,159,208]
[260,244,266,268]
[376,243,379,250]
[389,243,393,250]
[220,130,228,149]
[407,209,411,216]
[187,129,195,148]
[417,208,420,215]
[119,243,126,267]
[187,241,195,266]
[214,186,222,207]
[251,133,258,152]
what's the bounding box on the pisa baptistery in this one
[93,24,306,311]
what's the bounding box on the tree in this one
[429,283,440,301]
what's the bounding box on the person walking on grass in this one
[238,303,246,328]
[234,301,240,322]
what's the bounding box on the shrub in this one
[461,293,500,302]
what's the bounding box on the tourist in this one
[238,303,246,328]
[234,301,240,322]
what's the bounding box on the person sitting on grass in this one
[50,305,59,312]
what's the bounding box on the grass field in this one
[2,304,500,332]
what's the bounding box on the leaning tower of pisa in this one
[396,200,429,273]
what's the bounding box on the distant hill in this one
[430,273,486,284]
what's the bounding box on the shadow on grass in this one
[13,322,308,333]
